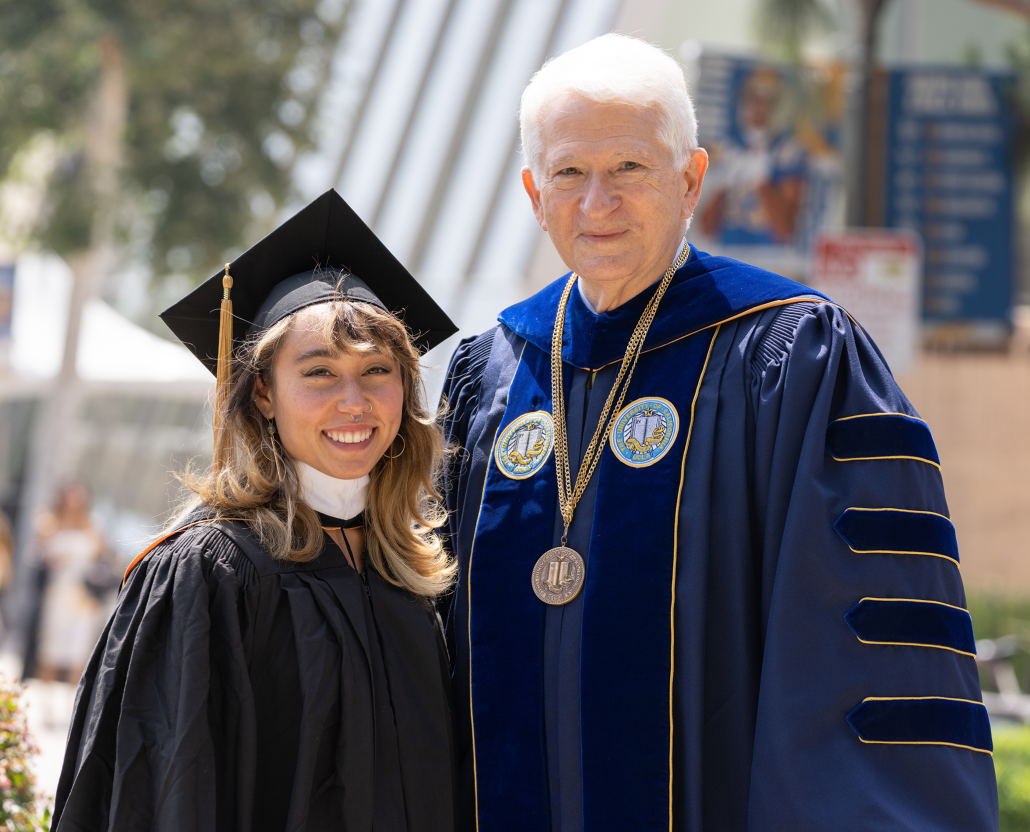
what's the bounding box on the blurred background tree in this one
[0,0,344,296]
[756,0,835,63]
[0,0,346,582]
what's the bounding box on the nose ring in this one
[352,401,372,422]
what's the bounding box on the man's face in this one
[523,96,707,307]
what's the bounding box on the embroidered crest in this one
[494,411,555,480]
[610,397,679,467]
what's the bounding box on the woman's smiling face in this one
[253,304,405,480]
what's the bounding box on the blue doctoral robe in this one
[440,245,998,832]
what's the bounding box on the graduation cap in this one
[160,188,457,465]
[161,188,456,372]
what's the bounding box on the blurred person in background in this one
[32,482,107,686]
[52,191,459,832]
[0,509,13,633]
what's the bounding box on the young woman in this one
[52,191,459,831]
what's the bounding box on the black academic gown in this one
[441,246,997,831]
[52,512,457,832]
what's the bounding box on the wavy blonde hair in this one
[177,297,454,598]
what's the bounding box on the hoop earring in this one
[266,418,284,482]
[384,433,406,460]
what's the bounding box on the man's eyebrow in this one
[548,148,655,168]
[550,153,579,167]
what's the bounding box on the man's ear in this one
[682,147,709,220]
[253,373,274,420]
[522,167,547,231]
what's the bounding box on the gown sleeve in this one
[438,328,499,831]
[439,330,496,620]
[53,522,252,832]
[742,302,998,829]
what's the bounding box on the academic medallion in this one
[531,546,585,605]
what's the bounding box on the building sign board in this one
[811,230,922,375]
[883,68,1015,342]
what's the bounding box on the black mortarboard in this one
[160,188,457,377]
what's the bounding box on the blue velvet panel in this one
[466,344,553,830]
[580,330,716,831]
[834,508,959,567]
[467,328,715,830]
[845,598,975,655]
[826,413,940,466]
[847,697,993,754]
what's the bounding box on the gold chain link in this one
[550,241,690,543]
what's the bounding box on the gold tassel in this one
[214,263,233,472]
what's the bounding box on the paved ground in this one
[22,677,73,804]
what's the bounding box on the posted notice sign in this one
[810,230,922,375]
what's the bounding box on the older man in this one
[442,34,996,832]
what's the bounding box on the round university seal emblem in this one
[610,397,679,467]
[494,411,555,479]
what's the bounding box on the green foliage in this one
[0,0,344,286]
[0,1,101,175]
[0,678,50,830]
[963,599,1030,828]
[754,0,835,63]
[968,594,1030,642]
[968,593,1030,693]
[994,727,1030,830]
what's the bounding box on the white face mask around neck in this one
[294,461,369,520]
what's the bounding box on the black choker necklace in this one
[316,509,366,531]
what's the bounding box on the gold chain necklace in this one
[531,240,690,605]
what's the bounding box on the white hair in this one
[519,33,698,179]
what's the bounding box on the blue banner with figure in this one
[691,52,846,264]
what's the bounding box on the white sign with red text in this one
[810,230,922,375]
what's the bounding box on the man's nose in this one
[581,174,618,218]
